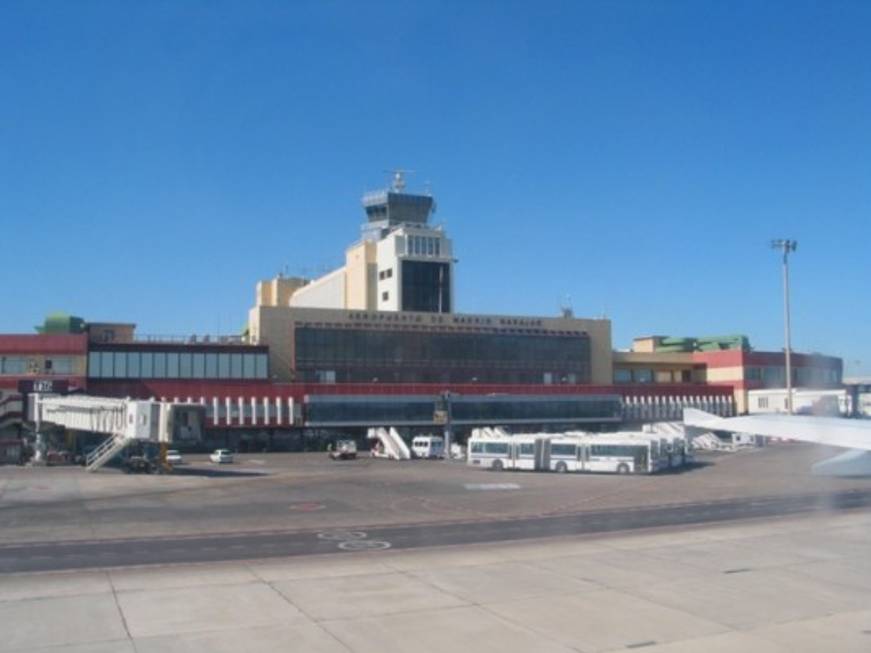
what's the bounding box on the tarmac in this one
[2,444,871,546]
[2,509,870,652]
[3,444,871,651]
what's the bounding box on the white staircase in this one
[85,435,132,472]
[367,427,412,460]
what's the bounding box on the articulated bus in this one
[467,433,681,475]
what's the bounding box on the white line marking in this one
[338,539,391,551]
[317,531,368,541]
[464,483,521,491]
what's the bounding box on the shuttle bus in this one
[467,432,671,475]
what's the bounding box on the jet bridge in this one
[30,394,204,472]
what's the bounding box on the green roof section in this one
[35,313,86,335]
[652,335,750,353]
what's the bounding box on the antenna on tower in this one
[383,168,415,192]
[560,294,574,319]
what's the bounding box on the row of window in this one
[0,356,75,375]
[295,326,590,370]
[298,368,583,384]
[304,396,621,426]
[451,398,621,422]
[469,441,647,458]
[88,351,269,379]
[614,368,693,384]
[378,268,394,281]
[745,366,841,386]
[405,234,442,257]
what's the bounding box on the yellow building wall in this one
[547,316,613,385]
[248,305,295,380]
[631,337,663,353]
[345,241,377,310]
[256,277,307,307]
[704,366,745,383]
[87,323,135,344]
[249,305,613,385]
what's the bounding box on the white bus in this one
[411,435,445,459]
[582,437,658,474]
[465,433,550,472]
[467,433,667,475]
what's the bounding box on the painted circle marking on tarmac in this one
[317,531,368,541]
[289,502,326,512]
[338,539,392,551]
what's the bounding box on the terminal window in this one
[88,350,268,380]
[401,260,450,313]
[294,327,590,384]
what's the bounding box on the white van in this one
[412,435,445,459]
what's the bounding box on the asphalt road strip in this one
[2,488,870,574]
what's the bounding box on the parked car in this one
[123,456,154,474]
[210,449,234,464]
[166,450,184,465]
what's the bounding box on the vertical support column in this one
[276,396,283,425]
[441,391,453,460]
[250,397,258,426]
[237,397,245,426]
[225,397,232,427]
[262,397,270,425]
[33,393,46,465]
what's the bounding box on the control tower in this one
[360,171,453,313]
[361,170,437,242]
[252,171,454,315]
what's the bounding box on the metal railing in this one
[133,334,249,345]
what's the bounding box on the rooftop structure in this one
[361,170,436,239]
[257,171,454,314]
[632,335,750,353]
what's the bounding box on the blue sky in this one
[1,1,869,373]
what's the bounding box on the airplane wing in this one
[682,408,871,452]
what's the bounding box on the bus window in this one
[483,442,509,455]
[470,442,483,454]
[551,443,577,458]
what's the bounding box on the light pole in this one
[771,239,797,414]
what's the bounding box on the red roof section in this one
[0,334,88,355]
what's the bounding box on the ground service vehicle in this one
[166,450,184,465]
[210,449,234,464]
[412,435,445,459]
[123,456,154,474]
[329,440,358,460]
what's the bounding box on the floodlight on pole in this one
[770,239,797,414]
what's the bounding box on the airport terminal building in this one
[0,173,845,449]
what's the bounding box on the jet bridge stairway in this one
[85,434,133,472]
